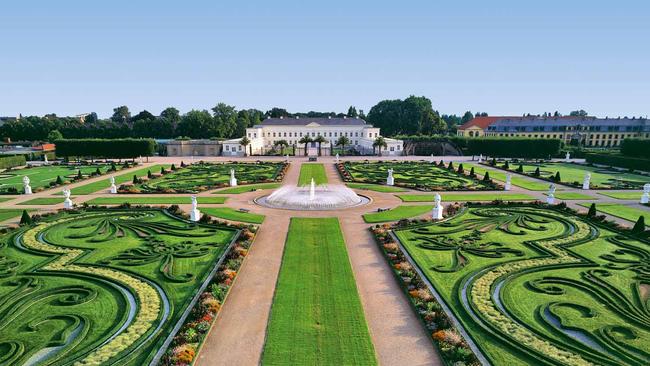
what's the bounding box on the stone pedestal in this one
[432,204,443,220]
[110,184,118,194]
[582,174,591,190]
[546,194,555,205]
[63,198,73,209]
[229,177,238,187]
[24,185,32,195]
[641,193,649,204]
[504,174,512,191]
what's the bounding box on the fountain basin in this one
[255,184,370,211]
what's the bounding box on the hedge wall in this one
[585,153,650,172]
[54,138,156,159]
[621,138,650,159]
[0,155,26,169]
[467,138,562,158]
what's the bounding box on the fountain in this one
[256,180,369,211]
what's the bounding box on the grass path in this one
[0,209,31,222]
[213,183,281,194]
[201,207,265,224]
[597,191,645,200]
[17,197,64,205]
[64,164,170,195]
[578,203,650,226]
[543,192,597,200]
[262,217,377,365]
[85,196,226,205]
[397,192,534,202]
[297,163,328,186]
[363,205,433,223]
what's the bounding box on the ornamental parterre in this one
[0,208,238,365]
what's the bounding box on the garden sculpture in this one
[23,176,32,195]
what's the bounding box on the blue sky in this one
[1,1,648,118]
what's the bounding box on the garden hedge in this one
[467,138,562,158]
[54,138,155,159]
[620,138,650,159]
[0,155,26,169]
[585,153,650,172]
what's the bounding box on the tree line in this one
[0,97,483,142]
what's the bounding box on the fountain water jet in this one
[256,180,369,211]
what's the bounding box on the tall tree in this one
[160,107,181,127]
[335,136,350,155]
[176,110,213,138]
[239,136,251,156]
[111,106,131,123]
[298,136,313,156]
[373,136,387,156]
[461,111,474,124]
[211,103,238,138]
[235,110,251,138]
[266,107,290,118]
[313,135,326,156]
[346,106,358,118]
[569,109,588,117]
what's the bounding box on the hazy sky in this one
[1,0,648,118]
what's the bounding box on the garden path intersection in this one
[0,155,648,366]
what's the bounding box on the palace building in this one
[222,116,403,156]
[457,116,650,147]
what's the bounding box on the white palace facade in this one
[221,116,403,156]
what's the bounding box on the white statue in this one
[504,173,512,191]
[335,153,339,163]
[44,155,49,165]
[286,154,290,162]
[641,183,650,204]
[582,173,591,190]
[432,193,443,220]
[189,195,201,222]
[478,154,483,163]
[229,169,238,187]
[22,176,32,195]
[565,151,570,162]
[431,154,435,163]
[62,188,73,209]
[309,178,316,201]
[386,168,394,186]
[546,183,556,204]
[109,176,118,194]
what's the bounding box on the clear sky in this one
[1,0,648,118]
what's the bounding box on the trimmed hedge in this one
[55,138,155,159]
[0,155,26,169]
[467,138,562,158]
[585,153,650,172]
[621,138,650,159]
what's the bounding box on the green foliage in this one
[56,175,63,184]
[54,138,155,159]
[200,207,264,224]
[47,129,63,141]
[554,171,561,182]
[587,203,597,218]
[482,171,491,182]
[621,138,650,159]
[586,153,650,172]
[0,155,26,169]
[262,218,377,365]
[367,95,446,136]
[467,138,561,158]
[298,163,328,185]
[632,216,646,234]
[19,210,31,225]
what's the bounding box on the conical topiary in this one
[632,216,645,234]
[483,171,491,182]
[19,210,32,226]
[587,203,597,218]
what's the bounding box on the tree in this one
[346,106,358,118]
[534,167,541,177]
[235,110,251,138]
[632,216,645,234]
[111,106,131,123]
[457,163,464,174]
[266,107,289,118]
[587,203,597,218]
[569,110,588,117]
[554,171,561,182]
[160,107,181,126]
[47,129,63,141]
[19,210,32,226]
[469,167,476,177]
[314,135,326,156]
[335,136,350,155]
[373,136,387,156]
[211,103,238,138]
[274,139,288,155]
[461,111,474,124]
[482,171,491,182]
[56,175,63,184]
[240,136,251,156]
[176,110,212,138]
[298,136,313,156]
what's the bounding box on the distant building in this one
[457,116,650,147]
[222,116,403,156]
[165,139,222,156]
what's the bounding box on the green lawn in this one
[346,183,406,192]
[397,192,534,202]
[543,192,597,200]
[213,183,281,194]
[0,209,29,222]
[363,205,433,223]
[507,162,650,189]
[578,202,650,226]
[0,209,237,365]
[66,164,170,195]
[200,207,265,224]
[0,197,15,203]
[298,163,328,186]
[0,164,126,194]
[17,197,64,205]
[463,163,550,191]
[262,218,377,365]
[597,191,645,200]
[85,196,226,205]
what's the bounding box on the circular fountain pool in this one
[255,182,370,211]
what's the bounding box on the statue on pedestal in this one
[229,169,238,187]
[504,174,512,191]
[189,195,201,222]
[386,168,394,186]
[432,193,443,220]
[641,183,650,204]
[63,188,73,209]
[582,173,591,190]
[546,183,556,204]
[565,151,570,162]
[23,176,32,195]
[109,176,118,194]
